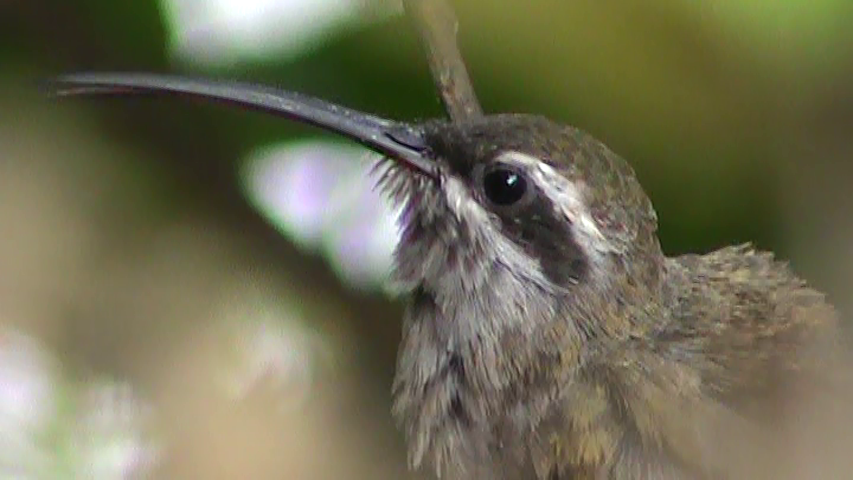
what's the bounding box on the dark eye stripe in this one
[490,181,588,287]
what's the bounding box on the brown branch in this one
[403,0,483,121]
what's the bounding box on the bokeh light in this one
[243,141,401,292]
[160,0,394,66]
[0,329,160,478]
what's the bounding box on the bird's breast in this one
[390,272,574,479]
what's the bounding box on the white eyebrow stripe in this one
[494,150,540,168]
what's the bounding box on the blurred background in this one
[1,0,852,478]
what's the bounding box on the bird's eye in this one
[482,166,528,206]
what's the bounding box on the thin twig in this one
[403,0,483,121]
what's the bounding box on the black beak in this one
[44,72,439,180]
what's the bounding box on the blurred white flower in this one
[0,328,56,476]
[161,0,395,66]
[243,141,402,291]
[215,290,331,411]
[71,382,161,480]
[0,327,161,479]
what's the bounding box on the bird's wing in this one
[666,244,841,410]
[656,244,849,477]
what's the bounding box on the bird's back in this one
[648,244,846,478]
[665,244,840,412]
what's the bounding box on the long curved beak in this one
[44,72,438,179]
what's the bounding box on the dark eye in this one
[482,166,528,206]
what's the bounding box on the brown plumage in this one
[44,74,847,480]
[525,245,841,479]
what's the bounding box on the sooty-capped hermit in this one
[46,71,843,480]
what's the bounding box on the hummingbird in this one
[45,73,842,479]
